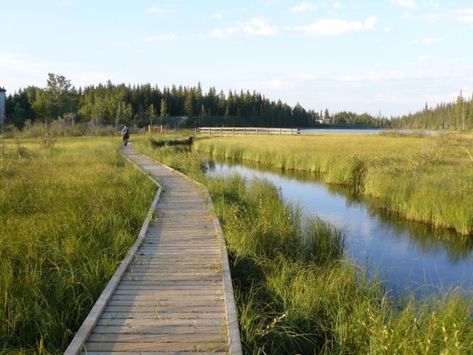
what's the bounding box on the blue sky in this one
[1,0,472,116]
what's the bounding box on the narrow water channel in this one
[205,159,473,299]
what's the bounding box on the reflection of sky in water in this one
[301,129,382,135]
[206,161,473,298]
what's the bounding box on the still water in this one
[302,128,383,134]
[206,160,473,298]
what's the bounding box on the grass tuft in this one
[0,137,154,353]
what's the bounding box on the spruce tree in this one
[160,99,169,117]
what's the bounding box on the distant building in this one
[0,87,6,124]
[316,117,332,125]
[323,118,332,124]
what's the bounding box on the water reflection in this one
[205,158,473,298]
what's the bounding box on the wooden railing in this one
[196,127,300,135]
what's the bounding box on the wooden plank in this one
[109,293,222,300]
[96,318,223,327]
[66,147,241,354]
[213,217,242,355]
[100,312,225,320]
[113,288,222,295]
[83,342,227,352]
[106,300,224,307]
[88,333,226,343]
[84,352,227,355]
[115,285,223,291]
[64,178,162,355]
[104,305,225,313]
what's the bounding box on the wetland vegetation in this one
[0,137,154,353]
[134,135,473,354]
[193,133,473,235]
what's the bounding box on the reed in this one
[207,176,473,354]
[0,137,154,353]
[135,135,473,354]
[194,133,473,235]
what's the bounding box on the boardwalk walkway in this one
[66,145,241,354]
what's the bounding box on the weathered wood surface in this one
[65,145,241,354]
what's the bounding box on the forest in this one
[5,73,386,130]
[6,74,472,131]
[390,92,473,130]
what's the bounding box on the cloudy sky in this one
[1,0,472,116]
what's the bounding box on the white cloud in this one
[423,0,440,10]
[367,70,406,81]
[332,2,343,10]
[202,17,279,38]
[337,69,406,82]
[291,2,317,13]
[237,73,320,92]
[293,16,377,36]
[143,34,177,43]
[248,79,294,90]
[351,1,361,9]
[417,55,432,61]
[391,0,417,9]
[0,51,112,92]
[419,8,473,24]
[147,5,175,14]
[375,89,473,106]
[422,36,442,44]
[453,8,473,23]
[212,12,224,20]
[407,36,442,45]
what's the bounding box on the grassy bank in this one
[193,134,473,235]
[0,137,155,353]
[135,136,473,354]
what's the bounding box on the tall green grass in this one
[208,176,473,354]
[136,136,473,354]
[194,134,473,235]
[0,137,155,353]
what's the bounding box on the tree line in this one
[390,92,473,130]
[5,73,388,130]
[330,111,390,128]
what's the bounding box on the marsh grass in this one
[194,134,473,235]
[135,135,473,354]
[0,137,154,353]
[207,176,473,354]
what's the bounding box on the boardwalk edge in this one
[64,149,162,355]
[135,150,243,355]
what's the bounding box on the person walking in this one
[121,125,130,146]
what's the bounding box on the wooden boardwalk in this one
[65,146,241,354]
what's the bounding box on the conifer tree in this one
[160,99,169,117]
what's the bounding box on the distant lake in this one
[301,129,444,136]
[302,128,383,134]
